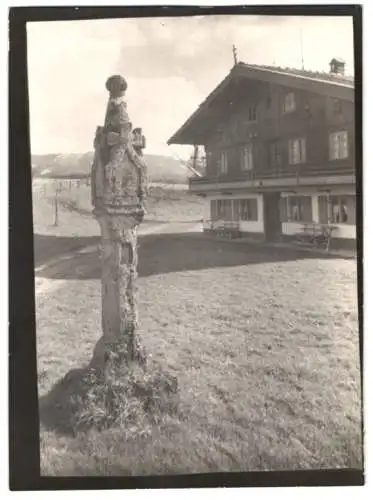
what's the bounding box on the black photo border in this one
[9,3,364,491]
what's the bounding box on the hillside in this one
[32,152,190,184]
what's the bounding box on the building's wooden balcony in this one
[189,164,356,193]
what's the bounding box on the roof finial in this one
[232,44,238,65]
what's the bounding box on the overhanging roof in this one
[168,62,355,146]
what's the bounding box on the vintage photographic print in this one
[10,6,363,487]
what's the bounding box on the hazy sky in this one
[27,15,354,160]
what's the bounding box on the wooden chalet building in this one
[168,59,356,249]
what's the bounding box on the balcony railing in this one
[189,164,355,187]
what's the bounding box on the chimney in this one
[329,58,345,76]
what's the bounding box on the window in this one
[211,199,218,221]
[269,141,282,168]
[329,131,348,160]
[241,145,254,171]
[248,106,257,122]
[284,92,296,113]
[289,138,306,164]
[332,98,342,115]
[239,199,258,221]
[217,151,228,175]
[281,196,313,222]
[331,195,355,225]
[216,199,233,220]
[213,198,260,222]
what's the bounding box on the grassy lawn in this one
[36,233,362,476]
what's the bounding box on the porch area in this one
[201,189,357,252]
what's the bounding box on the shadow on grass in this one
[39,366,93,437]
[35,231,343,281]
[33,219,164,267]
[39,359,179,438]
[34,234,100,267]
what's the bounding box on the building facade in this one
[168,61,356,249]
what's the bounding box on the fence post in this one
[53,182,59,226]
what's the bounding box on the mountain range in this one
[31,152,191,184]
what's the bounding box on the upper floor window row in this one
[215,132,348,175]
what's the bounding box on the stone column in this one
[90,75,148,368]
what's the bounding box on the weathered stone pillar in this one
[90,75,148,368]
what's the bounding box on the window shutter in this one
[329,134,334,160]
[288,141,293,164]
[241,148,247,170]
[342,131,348,158]
[216,157,222,175]
[301,138,306,162]
[292,140,298,164]
[248,144,253,170]
[251,199,258,221]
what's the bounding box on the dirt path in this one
[34,221,202,298]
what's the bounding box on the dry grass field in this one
[32,179,204,235]
[35,228,362,476]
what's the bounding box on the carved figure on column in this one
[92,75,147,211]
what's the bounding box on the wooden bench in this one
[294,222,336,251]
[204,220,241,240]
